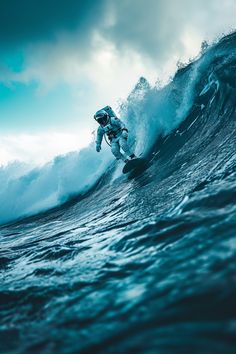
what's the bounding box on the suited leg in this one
[119,136,134,157]
[111,140,127,161]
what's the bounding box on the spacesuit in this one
[94,109,136,163]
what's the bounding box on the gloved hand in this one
[96,144,101,152]
[122,130,128,139]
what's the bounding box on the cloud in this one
[103,0,236,64]
[1,0,235,165]
[2,0,235,87]
[0,131,91,166]
[0,0,106,46]
[1,1,235,108]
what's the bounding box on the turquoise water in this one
[1,32,236,353]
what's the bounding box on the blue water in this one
[1,32,236,353]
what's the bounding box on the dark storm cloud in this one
[103,0,178,61]
[103,0,187,60]
[1,0,235,61]
[102,0,236,63]
[0,0,106,46]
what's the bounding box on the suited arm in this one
[95,127,104,152]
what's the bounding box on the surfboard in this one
[122,158,148,174]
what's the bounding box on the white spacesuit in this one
[94,109,136,163]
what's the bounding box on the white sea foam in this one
[0,145,111,224]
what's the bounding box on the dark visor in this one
[96,114,107,124]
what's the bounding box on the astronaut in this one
[94,109,136,163]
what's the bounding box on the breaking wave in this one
[1,32,236,354]
[0,31,227,225]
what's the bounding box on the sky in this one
[0,0,235,165]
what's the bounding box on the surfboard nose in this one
[122,158,148,174]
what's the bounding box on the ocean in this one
[1,32,236,353]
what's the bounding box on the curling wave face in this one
[1,32,236,353]
[0,30,213,225]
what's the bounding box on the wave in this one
[0,146,112,224]
[1,31,236,225]
[1,32,236,354]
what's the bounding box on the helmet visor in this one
[95,113,108,125]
